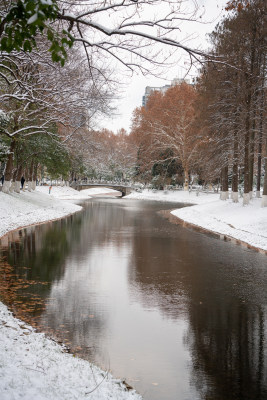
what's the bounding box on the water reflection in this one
[184,253,267,400]
[130,210,267,399]
[0,198,266,400]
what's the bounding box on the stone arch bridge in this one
[73,183,132,197]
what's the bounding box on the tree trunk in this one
[24,167,29,191]
[257,132,263,198]
[2,139,15,194]
[220,165,229,200]
[257,88,264,198]
[10,168,18,193]
[15,164,23,193]
[28,161,34,191]
[243,112,250,205]
[32,164,38,191]
[232,127,239,202]
[243,20,256,206]
[261,137,267,207]
[262,173,267,206]
[184,168,189,191]
[248,119,255,199]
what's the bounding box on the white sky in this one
[99,0,228,133]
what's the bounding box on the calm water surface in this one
[0,198,267,400]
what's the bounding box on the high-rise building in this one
[142,84,171,106]
[142,77,191,106]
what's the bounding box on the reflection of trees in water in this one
[0,200,128,293]
[0,200,133,363]
[128,210,196,318]
[186,303,267,400]
[2,218,78,283]
[129,211,267,400]
[40,200,136,364]
[129,234,189,317]
[39,290,107,362]
[0,205,108,356]
[78,200,135,248]
[180,237,267,400]
[0,216,83,331]
[185,257,267,400]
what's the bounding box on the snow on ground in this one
[0,188,82,239]
[0,303,142,400]
[126,188,219,204]
[36,185,91,200]
[36,185,121,200]
[126,189,267,252]
[171,196,267,251]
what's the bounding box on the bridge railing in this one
[71,179,132,187]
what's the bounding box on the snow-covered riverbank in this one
[0,302,142,400]
[126,189,267,252]
[0,188,82,239]
[0,186,120,238]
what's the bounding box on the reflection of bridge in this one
[74,183,132,197]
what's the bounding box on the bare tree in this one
[0,42,113,192]
[1,0,215,74]
[68,128,137,182]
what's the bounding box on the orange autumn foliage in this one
[130,82,202,188]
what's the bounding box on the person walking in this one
[21,176,25,189]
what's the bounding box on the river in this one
[0,198,266,400]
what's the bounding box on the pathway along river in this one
[0,198,267,400]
